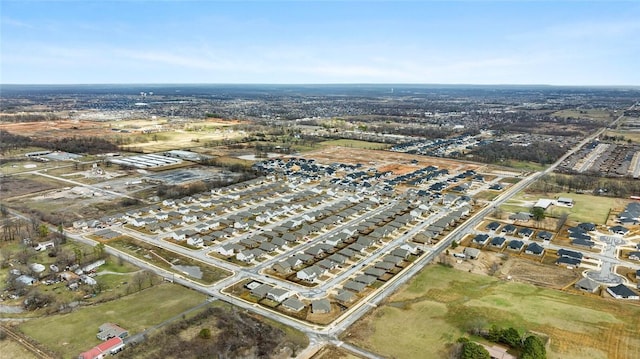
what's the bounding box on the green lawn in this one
[19,284,206,358]
[502,192,627,224]
[318,139,391,150]
[346,264,640,359]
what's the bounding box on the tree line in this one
[0,130,118,154]
[121,306,302,359]
[470,141,566,165]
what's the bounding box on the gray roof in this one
[311,298,331,313]
[335,290,355,303]
[282,297,305,311]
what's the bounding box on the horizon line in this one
[2,82,640,89]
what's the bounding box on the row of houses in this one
[412,205,471,244]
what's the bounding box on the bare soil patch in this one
[0,175,64,199]
[498,257,579,289]
[302,147,481,172]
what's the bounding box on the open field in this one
[108,237,232,284]
[303,147,480,172]
[552,109,614,122]
[604,129,640,143]
[345,264,640,359]
[318,139,391,150]
[0,335,38,359]
[0,175,67,199]
[502,191,627,224]
[18,284,206,359]
[502,160,546,172]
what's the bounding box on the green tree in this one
[530,207,545,222]
[38,224,49,238]
[521,335,546,359]
[73,248,83,264]
[93,243,106,260]
[461,341,490,359]
[198,328,211,339]
[500,327,521,348]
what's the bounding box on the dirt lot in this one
[0,175,65,199]
[0,120,112,138]
[303,147,482,173]
[498,257,579,289]
[449,250,579,290]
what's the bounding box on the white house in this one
[296,265,324,282]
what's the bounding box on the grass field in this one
[19,284,206,358]
[502,192,626,224]
[108,237,231,284]
[502,160,547,172]
[0,337,37,359]
[345,264,640,359]
[552,109,613,122]
[604,129,640,143]
[318,139,391,150]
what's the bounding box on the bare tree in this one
[132,271,147,292]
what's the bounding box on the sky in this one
[1,1,639,85]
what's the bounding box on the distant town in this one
[1,84,640,359]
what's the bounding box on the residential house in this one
[557,197,574,207]
[575,277,599,293]
[507,240,524,251]
[354,274,377,286]
[400,242,420,255]
[317,259,337,270]
[525,242,545,256]
[490,237,506,248]
[335,290,356,304]
[501,224,517,235]
[508,212,532,222]
[364,267,386,278]
[518,227,534,239]
[391,248,410,259]
[473,234,490,246]
[273,261,293,274]
[96,323,128,341]
[485,221,501,232]
[236,250,255,263]
[296,265,324,282]
[343,280,367,293]
[557,248,583,260]
[463,247,481,259]
[572,238,595,249]
[281,297,305,312]
[78,337,124,359]
[216,243,242,257]
[556,256,581,267]
[250,284,272,299]
[609,225,629,235]
[374,261,396,271]
[266,288,290,303]
[311,299,331,314]
[577,222,596,232]
[607,284,639,300]
[537,231,553,241]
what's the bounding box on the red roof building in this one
[78,337,124,359]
